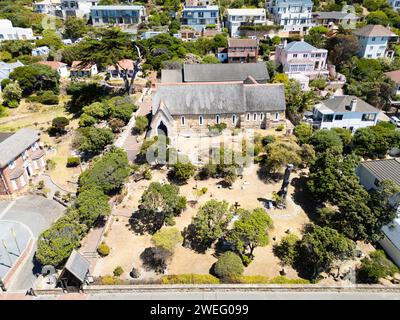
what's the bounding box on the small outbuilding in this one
[57,250,90,293]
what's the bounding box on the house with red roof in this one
[37,60,69,78]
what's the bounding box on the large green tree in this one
[226,208,273,264]
[75,187,111,226]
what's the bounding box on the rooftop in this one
[283,40,324,52]
[0,128,41,168]
[359,159,400,187]
[226,8,266,15]
[183,62,269,83]
[317,95,380,113]
[62,250,90,284]
[385,70,400,83]
[353,25,396,37]
[228,38,258,48]
[312,11,358,20]
[93,5,145,10]
[183,5,219,10]
[153,82,285,115]
[37,60,67,71]
[161,69,183,83]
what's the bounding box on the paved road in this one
[0,195,65,291]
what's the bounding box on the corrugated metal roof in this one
[360,159,400,187]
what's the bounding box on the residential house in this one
[225,8,267,37]
[356,159,400,267]
[266,0,314,35]
[149,80,286,143]
[32,46,50,57]
[353,25,397,59]
[275,40,328,77]
[70,61,98,77]
[385,70,400,108]
[227,38,259,63]
[33,0,60,14]
[58,0,98,19]
[37,61,69,78]
[388,0,400,11]
[185,0,213,6]
[181,5,220,32]
[0,19,35,41]
[90,5,147,27]
[310,95,380,132]
[106,59,135,80]
[180,28,198,40]
[0,129,46,195]
[160,62,270,84]
[312,8,358,29]
[0,60,24,91]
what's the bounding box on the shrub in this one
[2,81,22,108]
[49,116,69,135]
[109,118,125,133]
[37,180,45,190]
[171,161,196,183]
[208,123,227,134]
[140,247,171,274]
[152,227,183,254]
[273,233,300,266]
[275,124,284,131]
[143,168,152,180]
[230,275,270,284]
[269,276,310,284]
[28,90,59,105]
[78,113,97,127]
[134,116,149,134]
[261,135,276,147]
[66,156,80,167]
[161,274,220,284]
[100,275,122,285]
[46,159,56,170]
[214,251,244,279]
[357,250,399,283]
[309,78,327,90]
[97,242,110,257]
[113,266,124,277]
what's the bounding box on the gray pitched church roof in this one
[152,82,285,115]
[183,62,269,83]
[0,128,41,168]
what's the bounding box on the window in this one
[199,115,203,125]
[246,113,250,121]
[253,113,257,121]
[362,113,376,121]
[260,113,264,121]
[292,54,297,58]
[8,160,16,170]
[181,116,185,125]
[216,115,220,124]
[11,179,17,191]
[381,37,384,41]
[367,54,372,58]
[334,114,343,121]
[198,12,204,18]
[274,112,279,121]
[372,37,376,41]
[377,53,381,57]
[19,175,26,187]
[232,114,236,124]
[322,114,333,122]
[374,178,380,187]
[303,54,308,58]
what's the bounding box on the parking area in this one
[0,195,65,290]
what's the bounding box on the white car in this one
[390,116,400,128]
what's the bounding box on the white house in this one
[388,0,400,11]
[353,25,397,59]
[0,19,35,41]
[32,46,50,56]
[275,40,328,77]
[225,8,267,37]
[33,0,60,14]
[70,61,98,77]
[310,95,380,132]
[37,61,69,78]
[0,60,24,91]
[266,0,314,34]
[59,0,98,19]
[356,159,400,267]
[90,5,147,26]
[385,70,400,96]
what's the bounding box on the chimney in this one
[283,39,287,48]
[350,98,357,111]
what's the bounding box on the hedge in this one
[161,274,220,284]
[229,275,310,284]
